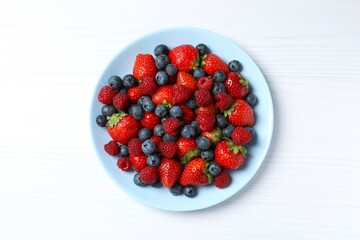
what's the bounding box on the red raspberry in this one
[214,171,231,188]
[178,104,195,124]
[162,117,181,136]
[173,84,192,104]
[104,140,119,156]
[196,113,215,132]
[194,90,212,107]
[98,86,117,104]
[128,138,142,156]
[127,87,142,103]
[129,155,147,172]
[215,92,233,110]
[158,141,178,158]
[117,157,132,171]
[150,135,162,147]
[138,76,158,95]
[140,166,159,184]
[112,92,131,111]
[140,112,160,130]
[197,77,213,90]
[231,127,252,145]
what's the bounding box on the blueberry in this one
[138,128,152,141]
[155,54,170,70]
[163,133,178,142]
[208,162,221,176]
[201,149,214,161]
[96,115,107,127]
[122,74,137,89]
[128,104,144,120]
[169,106,183,118]
[221,124,235,138]
[155,104,168,118]
[184,185,197,198]
[153,124,164,137]
[212,82,226,96]
[196,136,211,150]
[214,70,226,82]
[155,71,169,86]
[180,125,196,138]
[193,68,206,79]
[154,44,169,56]
[170,183,183,196]
[118,88,127,93]
[141,139,156,155]
[196,43,210,56]
[245,93,257,106]
[245,127,256,142]
[101,105,117,117]
[190,121,201,135]
[216,114,229,128]
[133,173,146,186]
[147,154,160,166]
[139,96,155,112]
[119,144,129,157]
[151,180,162,188]
[228,60,242,72]
[165,63,177,77]
[185,96,197,109]
[108,75,123,90]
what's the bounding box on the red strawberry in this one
[158,158,182,188]
[196,104,220,116]
[162,117,181,136]
[201,53,229,75]
[179,158,212,186]
[168,44,199,72]
[132,54,157,80]
[173,84,192,104]
[223,99,255,127]
[128,138,142,156]
[176,71,198,93]
[117,157,132,171]
[112,92,131,111]
[152,85,174,106]
[107,112,140,145]
[98,86,117,104]
[140,166,158,184]
[127,87,142,103]
[176,137,200,164]
[197,76,213,90]
[138,76,158,95]
[201,127,222,145]
[224,72,249,99]
[196,113,216,132]
[214,140,246,170]
[104,140,120,156]
[178,104,195,124]
[194,90,212,107]
[231,127,253,145]
[214,170,231,188]
[215,92,233,110]
[158,141,178,158]
[140,112,160,130]
[129,155,147,172]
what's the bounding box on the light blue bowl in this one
[90,27,274,211]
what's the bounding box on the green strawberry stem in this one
[193,56,200,70]
[200,54,207,67]
[162,100,172,108]
[223,102,238,117]
[225,138,247,156]
[202,162,214,184]
[212,127,222,144]
[180,148,200,164]
[106,112,127,128]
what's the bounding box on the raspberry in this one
[162,117,181,136]
[194,90,212,107]
[130,155,147,172]
[178,104,195,124]
[117,157,132,171]
[150,135,162,147]
[140,166,159,184]
[113,92,131,110]
[159,141,178,158]
[214,171,231,188]
[127,87,142,103]
[173,84,191,104]
[215,92,233,110]
[196,113,215,132]
[98,86,117,104]
[138,76,158,95]
[231,127,252,145]
[128,138,142,156]
[104,140,120,156]
[140,112,160,130]
[197,77,213,90]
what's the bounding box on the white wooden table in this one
[1,1,359,239]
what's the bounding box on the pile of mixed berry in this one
[95,43,257,198]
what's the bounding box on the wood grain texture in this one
[0,0,359,239]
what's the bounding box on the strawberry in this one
[194,90,213,107]
[140,166,159,184]
[132,54,157,80]
[176,137,200,164]
[173,84,192,104]
[104,140,120,156]
[112,92,131,111]
[158,141,178,158]
[117,157,132,171]
[201,53,229,75]
[176,71,198,93]
[223,99,255,127]
[178,104,195,124]
[179,158,213,186]
[196,113,215,132]
[128,138,142,156]
[168,44,199,72]
[158,158,182,188]
[127,87,142,103]
[196,104,220,116]
[98,86,117,104]
[129,155,147,172]
[224,72,249,99]
[215,92,233,110]
[197,76,213,90]
[140,112,160,130]
[107,112,140,145]
[138,76,158,95]
[152,85,174,106]
[162,117,181,136]
[201,127,222,145]
[231,127,252,145]
[214,140,246,170]
[214,170,231,188]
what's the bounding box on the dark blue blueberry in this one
[169,106,183,118]
[155,104,168,118]
[155,71,169,85]
[221,124,235,138]
[141,139,156,155]
[139,96,155,112]
[196,136,211,150]
[165,63,177,77]
[190,121,201,135]
[208,162,221,176]
[245,93,257,106]
[245,127,256,142]
[96,115,107,127]
[163,133,178,142]
[169,183,183,196]
[155,54,170,70]
[122,74,137,89]
[133,173,146,186]
[216,114,229,128]
[147,154,160,166]
[214,70,226,82]
[153,124,164,137]
[108,75,123,90]
[101,105,117,117]
[201,149,214,161]
[228,60,242,72]
[196,43,210,56]
[118,88,127,93]
[151,180,162,188]
[119,144,129,157]
[138,128,152,141]
[185,96,197,109]
[193,68,206,79]
[154,44,169,56]
[212,82,226,96]
[180,125,196,138]
[128,104,144,120]
[184,185,197,198]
